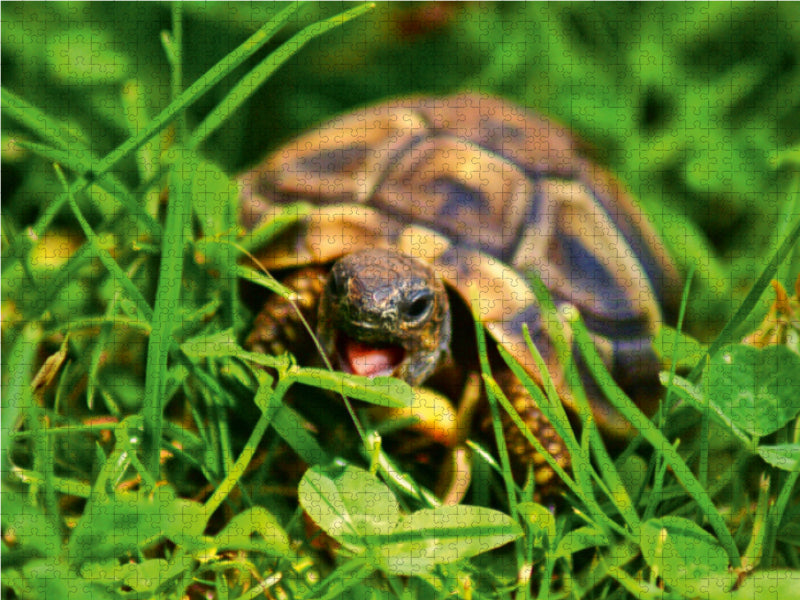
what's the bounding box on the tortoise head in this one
[316,248,451,386]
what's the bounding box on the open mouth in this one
[335,332,405,378]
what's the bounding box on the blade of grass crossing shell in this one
[516,285,612,528]
[469,289,519,518]
[517,326,579,456]
[568,309,742,567]
[524,272,602,434]
[520,273,608,505]
[524,273,640,532]
[242,202,314,253]
[490,346,579,490]
[565,381,640,531]
[523,271,575,386]
[481,375,579,498]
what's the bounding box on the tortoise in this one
[238,92,681,494]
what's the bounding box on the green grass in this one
[3,3,800,599]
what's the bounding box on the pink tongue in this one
[343,339,404,377]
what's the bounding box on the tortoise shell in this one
[239,92,681,436]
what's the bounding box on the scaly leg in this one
[437,370,571,504]
[245,267,329,361]
[490,369,571,497]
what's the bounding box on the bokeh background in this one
[3,1,800,332]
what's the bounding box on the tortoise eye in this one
[403,291,434,322]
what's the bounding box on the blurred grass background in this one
[3,2,799,337]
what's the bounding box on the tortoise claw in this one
[436,445,472,506]
[376,387,460,449]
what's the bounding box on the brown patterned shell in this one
[239,93,682,436]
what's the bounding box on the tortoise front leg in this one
[245,267,329,361]
[489,369,571,498]
[434,370,572,504]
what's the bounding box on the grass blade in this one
[96,3,305,180]
[189,2,375,148]
[688,211,800,382]
[520,272,641,533]
[203,374,281,518]
[2,88,86,150]
[481,374,577,495]
[142,152,196,474]
[55,165,154,324]
[2,4,304,275]
[3,94,162,240]
[568,310,742,567]
[470,293,519,518]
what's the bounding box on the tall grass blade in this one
[688,212,800,382]
[190,2,375,148]
[142,153,196,473]
[569,311,741,566]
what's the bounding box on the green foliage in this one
[3,2,800,599]
[299,464,522,581]
[665,344,800,446]
[639,517,733,597]
[707,345,800,438]
[654,326,708,371]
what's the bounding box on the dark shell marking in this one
[240,93,681,436]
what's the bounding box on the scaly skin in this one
[316,249,451,385]
[245,266,328,360]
